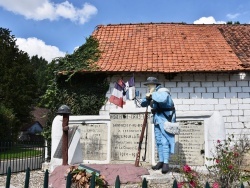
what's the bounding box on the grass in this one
[0,147,43,159]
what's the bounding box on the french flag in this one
[109,79,126,108]
[125,77,135,100]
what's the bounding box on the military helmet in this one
[144,77,161,86]
[57,105,71,115]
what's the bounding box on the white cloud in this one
[16,37,66,63]
[193,16,226,24]
[0,0,97,24]
[77,3,98,24]
[226,13,240,19]
[55,1,76,21]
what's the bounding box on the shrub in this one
[178,134,250,188]
[205,134,250,187]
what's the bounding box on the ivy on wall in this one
[40,36,109,145]
[56,73,109,115]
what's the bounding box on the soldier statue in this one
[141,77,176,174]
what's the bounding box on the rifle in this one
[135,107,148,167]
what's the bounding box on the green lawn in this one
[0,147,43,159]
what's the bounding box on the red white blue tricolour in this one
[109,79,126,108]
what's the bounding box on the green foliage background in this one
[40,36,109,142]
[0,27,109,144]
[0,27,38,139]
[41,73,109,116]
[57,73,109,115]
[0,104,17,140]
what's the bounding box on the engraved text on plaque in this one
[110,113,150,161]
[78,123,108,161]
[171,120,205,165]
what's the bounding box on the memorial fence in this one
[0,140,46,175]
[3,166,246,188]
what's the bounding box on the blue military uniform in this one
[141,77,176,173]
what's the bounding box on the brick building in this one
[90,23,250,138]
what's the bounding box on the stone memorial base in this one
[41,162,50,172]
[48,164,208,188]
[50,103,226,172]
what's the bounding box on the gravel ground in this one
[0,170,46,188]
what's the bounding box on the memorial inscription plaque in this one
[110,113,151,161]
[170,120,205,166]
[78,123,108,161]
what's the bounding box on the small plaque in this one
[78,123,108,160]
[170,120,205,165]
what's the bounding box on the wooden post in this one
[57,105,71,165]
[62,114,69,165]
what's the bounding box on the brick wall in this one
[101,72,250,138]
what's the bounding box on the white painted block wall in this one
[100,72,250,139]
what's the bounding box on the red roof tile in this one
[217,25,250,68]
[91,23,250,73]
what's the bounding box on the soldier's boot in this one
[162,163,169,174]
[152,162,163,170]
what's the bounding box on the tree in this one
[30,55,49,100]
[0,103,17,140]
[0,27,38,138]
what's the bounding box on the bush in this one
[178,135,250,188]
[205,134,250,187]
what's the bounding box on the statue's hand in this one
[149,87,155,93]
[146,93,152,100]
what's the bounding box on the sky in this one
[0,0,250,63]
